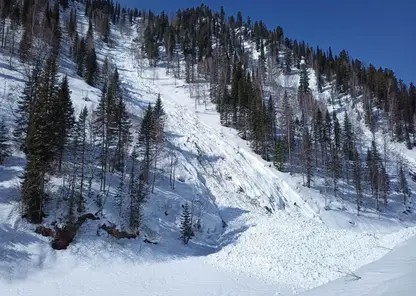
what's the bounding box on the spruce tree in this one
[302,128,313,187]
[72,107,89,212]
[85,48,98,86]
[399,164,410,205]
[352,148,363,215]
[298,63,310,94]
[55,75,75,171]
[111,69,131,172]
[151,94,165,192]
[137,104,156,184]
[0,118,11,164]
[179,202,193,245]
[14,64,41,152]
[266,95,277,162]
[342,112,354,181]
[273,138,284,171]
[284,49,292,74]
[380,165,389,208]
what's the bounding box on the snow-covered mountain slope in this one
[1,2,416,295]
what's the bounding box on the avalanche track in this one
[107,34,416,293]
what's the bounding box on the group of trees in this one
[140,3,416,148]
[0,0,201,245]
[15,48,168,231]
[138,4,414,214]
[0,0,413,243]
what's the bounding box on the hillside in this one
[0,0,416,295]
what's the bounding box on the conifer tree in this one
[312,108,323,167]
[380,165,389,208]
[302,128,313,187]
[151,94,165,192]
[284,49,292,74]
[179,202,193,245]
[14,64,41,152]
[266,95,276,161]
[76,38,86,76]
[22,57,60,223]
[280,91,294,174]
[342,112,354,181]
[111,69,131,172]
[128,148,140,230]
[85,48,98,86]
[137,104,156,184]
[399,164,410,205]
[273,138,284,171]
[352,148,363,215]
[72,107,89,212]
[298,63,309,94]
[0,118,11,164]
[93,83,118,191]
[55,75,75,171]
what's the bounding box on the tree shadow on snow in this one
[0,224,49,281]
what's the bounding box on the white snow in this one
[0,2,415,295]
[299,235,416,296]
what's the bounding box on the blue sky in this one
[119,0,415,85]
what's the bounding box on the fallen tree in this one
[99,223,138,239]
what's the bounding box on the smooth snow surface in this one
[0,256,283,296]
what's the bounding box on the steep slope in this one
[107,27,416,292]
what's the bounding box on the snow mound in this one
[207,211,416,292]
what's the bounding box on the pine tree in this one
[85,48,98,86]
[266,95,277,162]
[93,82,118,191]
[72,107,89,212]
[137,104,156,184]
[280,91,294,173]
[84,20,98,85]
[76,38,86,76]
[151,94,165,192]
[302,128,313,187]
[13,64,41,152]
[298,63,309,94]
[342,112,354,181]
[352,148,363,215]
[55,75,75,171]
[22,60,59,223]
[0,118,11,164]
[111,69,131,173]
[273,138,284,171]
[128,149,140,230]
[366,141,381,210]
[312,108,323,167]
[284,49,292,74]
[399,164,410,205]
[380,165,389,208]
[179,202,193,245]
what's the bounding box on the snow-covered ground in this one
[1,3,416,295]
[299,235,416,296]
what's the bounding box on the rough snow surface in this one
[206,212,416,292]
[299,236,416,296]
